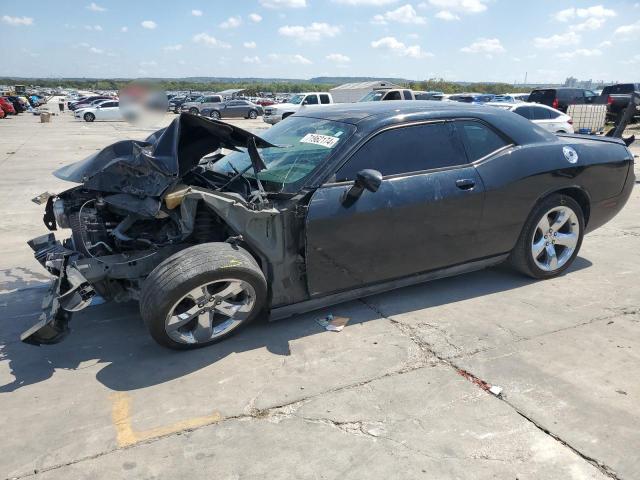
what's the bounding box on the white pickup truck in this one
[263,92,333,125]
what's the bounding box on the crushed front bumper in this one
[21,233,96,345]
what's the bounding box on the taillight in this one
[607,95,613,105]
[552,98,559,109]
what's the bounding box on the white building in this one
[329,81,401,103]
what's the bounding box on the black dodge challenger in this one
[24,102,635,349]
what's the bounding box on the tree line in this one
[1,77,532,95]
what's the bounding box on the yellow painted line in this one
[110,392,222,448]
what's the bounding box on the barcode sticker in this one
[300,133,339,148]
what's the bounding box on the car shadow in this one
[0,257,592,394]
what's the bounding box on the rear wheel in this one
[248,110,258,119]
[509,194,584,279]
[189,107,199,115]
[140,243,267,349]
[83,112,95,122]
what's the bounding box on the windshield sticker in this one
[300,133,340,148]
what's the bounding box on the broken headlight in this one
[52,198,70,229]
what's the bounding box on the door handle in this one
[455,179,475,190]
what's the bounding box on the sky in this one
[1,0,639,83]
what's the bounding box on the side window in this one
[403,90,413,100]
[531,107,551,120]
[383,91,401,100]
[456,120,509,161]
[513,106,533,119]
[304,95,318,105]
[320,94,331,104]
[335,123,467,182]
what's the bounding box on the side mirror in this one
[343,169,382,205]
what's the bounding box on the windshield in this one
[211,117,355,193]
[359,91,385,102]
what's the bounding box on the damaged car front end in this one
[24,112,355,348]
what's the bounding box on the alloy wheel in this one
[165,279,256,345]
[531,206,580,272]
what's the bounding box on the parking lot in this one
[1,111,639,479]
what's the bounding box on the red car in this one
[0,97,16,115]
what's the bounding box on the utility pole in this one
[524,72,528,86]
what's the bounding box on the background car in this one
[488,102,574,133]
[201,99,263,119]
[0,107,5,119]
[0,97,16,115]
[180,95,223,115]
[5,96,27,113]
[414,91,444,100]
[168,94,202,113]
[598,83,640,122]
[74,100,122,122]
[528,87,598,113]
[69,95,114,111]
[448,93,495,104]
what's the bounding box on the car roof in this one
[295,100,558,145]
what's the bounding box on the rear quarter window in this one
[456,120,509,161]
[529,90,554,103]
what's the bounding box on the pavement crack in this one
[357,298,625,480]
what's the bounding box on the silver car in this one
[180,95,223,115]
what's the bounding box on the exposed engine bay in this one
[24,114,308,345]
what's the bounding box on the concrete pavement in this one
[1,111,638,479]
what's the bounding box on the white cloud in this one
[141,20,157,29]
[120,26,128,32]
[371,36,433,58]
[249,13,263,22]
[426,0,487,14]
[278,22,340,41]
[219,16,242,29]
[243,41,257,48]
[333,0,398,4]
[267,53,312,64]
[326,53,351,63]
[533,31,580,49]
[372,4,426,24]
[553,5,616,22]
[84,24,103,31]
[191,9,203,16]
[163,44,183,51]
[435,10,460,20]
[140,60,158,67]
[192,32,231,48]
[460,37,505,54]
[598,40,612,47]
[89,47,104,54]
[259,0,306,8]
[86,2,106,12]
[614,20,640,38]
[2,15,34,26]
[243,56,261,64]
[556,48,602,59]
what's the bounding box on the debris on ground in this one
[316,313,350,332]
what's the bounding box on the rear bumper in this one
[21,234,96,345]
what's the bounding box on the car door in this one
[224,100,243,117]
[304,121,485,296]
[100,101,119,120]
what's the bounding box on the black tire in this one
[189,107,199,115]
[509,194,585,279]
[209,110,221,120]
[248,110,258,119]
[140,243,267,350]
[84,112,95,122]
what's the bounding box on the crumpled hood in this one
[53,113,276,197]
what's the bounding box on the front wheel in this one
[509,194,584,279]
[140,243,267,349]
[209,110,221,120]
[248,110,258,119]
[84,112,95,122]
[189,107,199,115]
